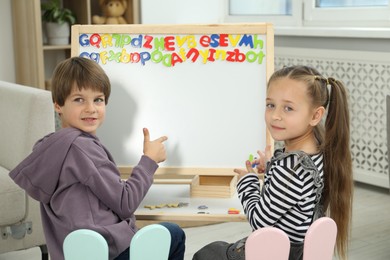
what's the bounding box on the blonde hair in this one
[268,65,353,259]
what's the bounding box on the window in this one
[225,0,302,26]
[229,0,292,15]
[225,0,390,28]
[316,0,387,7]
[304,0,390,27]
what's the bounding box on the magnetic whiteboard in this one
[71,24,274,173]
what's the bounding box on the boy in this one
[9,57,185,260]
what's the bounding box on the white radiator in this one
[275,47,390,189]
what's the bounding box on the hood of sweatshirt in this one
[9,127,89,204]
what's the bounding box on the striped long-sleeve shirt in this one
[237,149,324,242]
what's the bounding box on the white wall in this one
[139,0,390,188]
[0,0,15,83]
[1,0,387,186]
[3,0,390,84]
[140,0,390,52]
[140,0,224,24]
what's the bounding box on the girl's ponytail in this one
[323,78,353,260]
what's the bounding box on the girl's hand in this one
[143,128,168,163]
[234,160,256,181]
[255,145,272,173]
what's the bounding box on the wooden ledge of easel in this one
[152,174,195,185]
[119,166,239,198]
[118,166,264,198]
[118,166,238,179]
[136,219,224,229]
[135,212,247,222]
[119,166,264,181]
[118,166,264,180]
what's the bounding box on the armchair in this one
[0,81,55,259]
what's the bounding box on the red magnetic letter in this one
[171,52,184,66]
[144,35,153,49]
[199,35,211,48]
[219,34,228,47]
[164,36,175,51]
[90,34,101,48]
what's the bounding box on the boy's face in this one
[55,86,106,135]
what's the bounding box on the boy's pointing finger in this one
[156,136,168,143]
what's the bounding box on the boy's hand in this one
[143,128,168,163]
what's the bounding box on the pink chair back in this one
[303,217,337,260]
[245,227,290,260]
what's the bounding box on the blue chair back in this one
[130,224,171,260]
[63,229,108,260]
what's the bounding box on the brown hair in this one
[268,65,353,260]
[51,57,111,106]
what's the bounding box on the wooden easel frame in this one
[71,23,274,182]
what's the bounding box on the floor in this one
[0,182,389,260]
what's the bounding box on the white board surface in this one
[71,24,274,171]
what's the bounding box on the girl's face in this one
[265,77,323,150]
[55,86,106,135]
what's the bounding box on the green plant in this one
[41,0,76,25]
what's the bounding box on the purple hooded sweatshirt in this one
[9,127,158,260]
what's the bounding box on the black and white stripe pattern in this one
[237,151,324,242]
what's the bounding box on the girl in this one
[193,65,353,260]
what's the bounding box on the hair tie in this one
[314,75,334,87]
[314,75,329,86]
[314,75,331,107]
